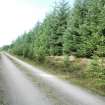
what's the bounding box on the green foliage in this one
[64,55,69,67]
[9,0,105,58]
[86,56,105,80]
[49,0,70,55]
[2,45,9,51]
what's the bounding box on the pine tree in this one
[63,0,87,55]
[49,0,70,55]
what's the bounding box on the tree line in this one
[8,0,105,59]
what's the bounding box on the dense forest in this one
[7,0,105,58]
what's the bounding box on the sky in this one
[0,0,74,47]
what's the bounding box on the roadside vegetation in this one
[4,0,105,95]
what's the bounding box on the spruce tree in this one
[49,0,70,55]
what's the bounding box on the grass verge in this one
[8,53,105,96]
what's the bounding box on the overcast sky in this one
[0,0,74,47]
